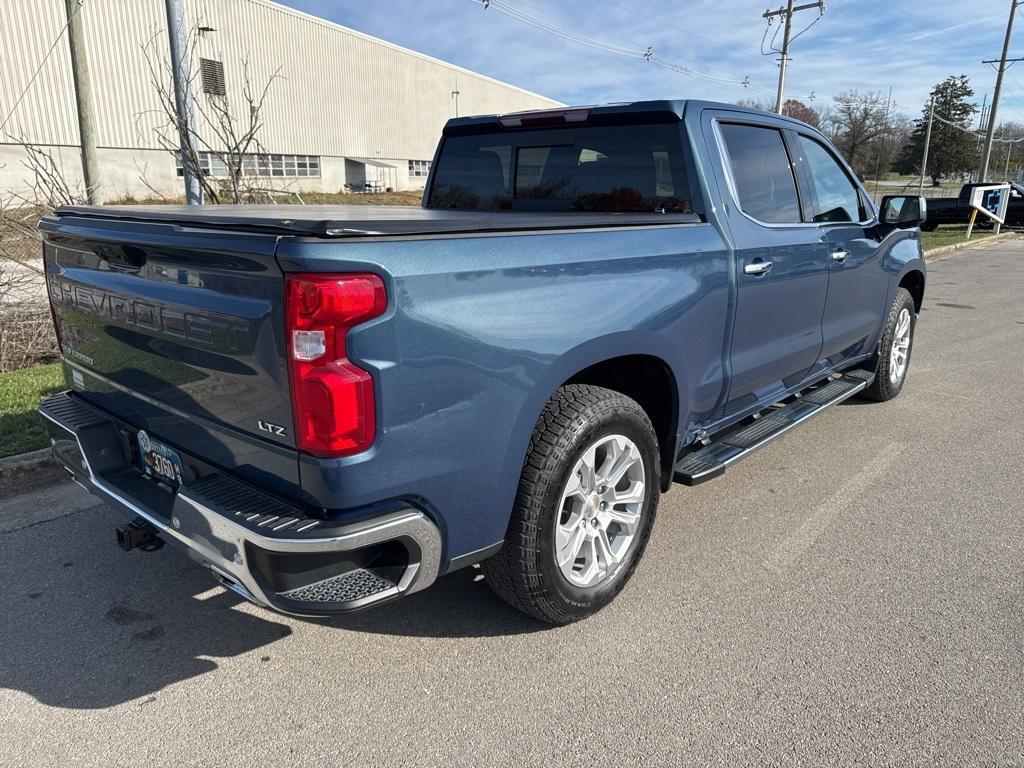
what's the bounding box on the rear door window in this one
[719,123,802,224]
[427,124,693,213]
[796,134,864,223]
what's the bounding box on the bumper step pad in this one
[37,391,443,617]
[184,474,323,535]
[280,568,397,604]
[673,370,874,486]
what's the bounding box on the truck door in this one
[790,132,889,368]
[710,118,830,414]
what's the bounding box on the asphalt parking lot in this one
[2,240,1022,767]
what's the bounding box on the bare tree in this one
[132,157,170,202]
[19,142,85,208]
[0,145,70,371]
[735,97,821,127]
[825,91,891,174]
[872,113,913,181]
[994,121,1024,181]
[1,129,87,209]
[735,98,769,111]
[141,30,282,204]
[781,99,821,128]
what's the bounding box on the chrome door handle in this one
[743,260,773,276]
[831,248,850,262]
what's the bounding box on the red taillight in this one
[285,273,386,457]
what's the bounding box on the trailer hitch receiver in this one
[116,517,164,552]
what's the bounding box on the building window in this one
[177,152,320,178]
[199,58,226,96]
[408,159,432,177]
[175,152,218,177]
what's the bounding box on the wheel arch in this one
[898,267,926,313]
[497,333,687,514]
[564,355,680,491]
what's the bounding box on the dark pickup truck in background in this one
[921,181,1024,230]
[39,100,927,624]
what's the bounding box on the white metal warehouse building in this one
[0,0,560,202]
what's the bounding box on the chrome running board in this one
[673,369,875,486]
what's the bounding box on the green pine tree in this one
[896,75,978,185]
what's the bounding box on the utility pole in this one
[918,97,934,193]
[64,0,99,204]
[164,0,202,204]
[872,86,894,195]
[976,98,989,181]
[1005,141,1014,180]
[979,0,1021,182]
[764,0,825,114]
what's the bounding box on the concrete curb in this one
[0,447,67,500]
[924,232,1018,261]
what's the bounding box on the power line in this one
[788,10,824,43]
[761,18,783,56]
[472,0,777,96]
[0,0,85,134]
[932,108,1024,142]
[494,0,645,56]
[605,0,768,65]
[832,97,895,108]
[998,68,1024,124]
[479,0,641,58]
[762,1,826,114]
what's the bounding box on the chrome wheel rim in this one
[554,434,646,589]
[889,307,912,384]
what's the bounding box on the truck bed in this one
[55,204,701,238]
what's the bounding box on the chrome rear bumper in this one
[39,392,442,616]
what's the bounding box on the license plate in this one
[136,429,183,486]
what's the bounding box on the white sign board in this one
[966,183,1011,237]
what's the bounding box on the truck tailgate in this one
[41,213,299,497]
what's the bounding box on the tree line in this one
[737,74,1024,186]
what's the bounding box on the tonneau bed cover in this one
[53,204,700,238]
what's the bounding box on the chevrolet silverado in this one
[39,100,927,624]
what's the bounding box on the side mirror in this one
[880,195,927,228]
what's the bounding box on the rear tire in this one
[863,287,917,402]
[482,385,660,624]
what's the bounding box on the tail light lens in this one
[285,273,386,457]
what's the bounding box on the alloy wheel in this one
[889,307,912,384]
[554,434,646,588]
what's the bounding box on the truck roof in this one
[444,99,817,133]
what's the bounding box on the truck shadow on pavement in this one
[313,565,551,638]
[0,502,545,710]
[0,506,292,710]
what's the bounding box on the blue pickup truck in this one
[39,100,926,624]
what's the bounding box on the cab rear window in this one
[427,124,693,214]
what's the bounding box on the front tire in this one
[482,385,660,624]
[863,287,917,402]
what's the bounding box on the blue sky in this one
[278,0,1024,124]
